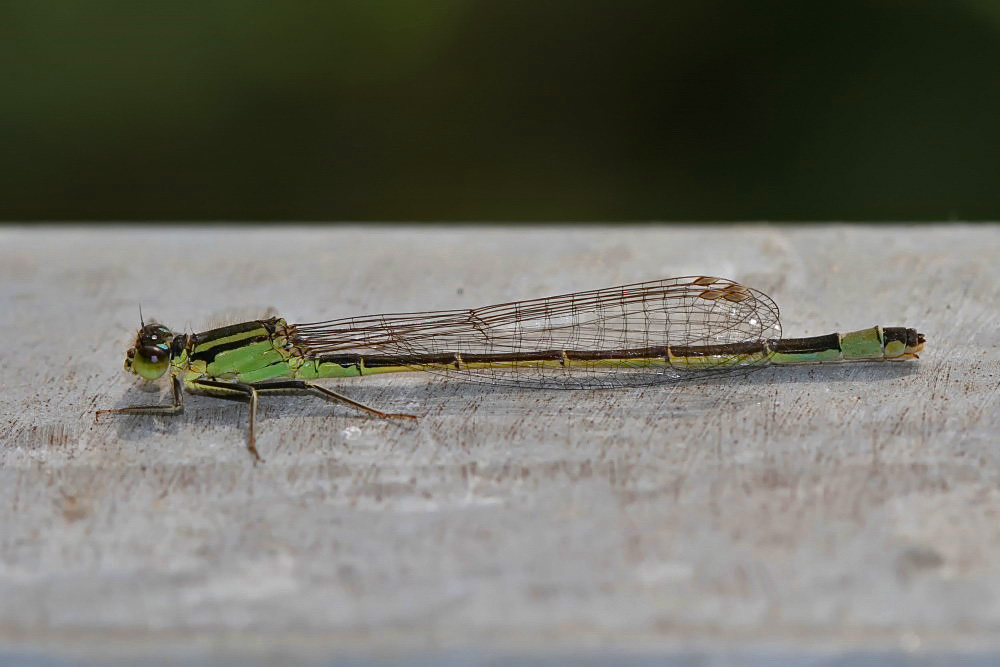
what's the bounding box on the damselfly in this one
[97,276,924,461]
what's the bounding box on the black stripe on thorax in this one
[189,319,279,363]
[190,336,271,363]
[194,318,279,343]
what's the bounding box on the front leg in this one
[96,375,184,419]
[190,379,263,463]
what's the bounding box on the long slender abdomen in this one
[294,326,921,379]
[300,345,764,377]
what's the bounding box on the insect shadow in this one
[97,361,922,444]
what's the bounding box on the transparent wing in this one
[290,276,781,388]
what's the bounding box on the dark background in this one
[4,1,999,222]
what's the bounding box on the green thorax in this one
[177,317,305,385]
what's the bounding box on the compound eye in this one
[133,344,170,380]
[140,324,172,345]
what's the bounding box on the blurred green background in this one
[4,1,1000,221]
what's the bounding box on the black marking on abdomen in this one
[316,340,780,370]
[461,350,566,363]
[882,327,918,349]
[668,341,767,357]
[771,333,841,355]
[316,353,363,373]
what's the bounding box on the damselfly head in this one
[125,322,176,380]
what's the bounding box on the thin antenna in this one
[139,304,145,327]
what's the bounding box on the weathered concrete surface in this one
[0,225,997,664]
